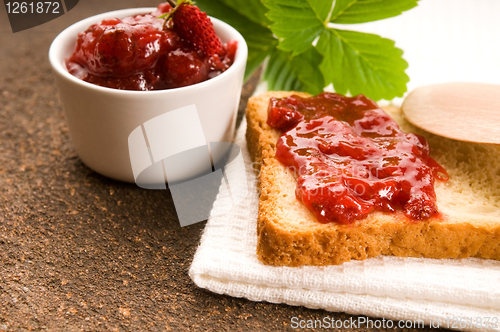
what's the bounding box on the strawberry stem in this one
[162,0,182,30]
[160,0,195,30]
[161,0,179,30]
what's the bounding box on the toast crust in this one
[246,91,500,266]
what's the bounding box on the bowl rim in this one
[48,7,248,95]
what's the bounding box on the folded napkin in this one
[189,118,500,332]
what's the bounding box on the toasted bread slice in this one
[246,91,500,266]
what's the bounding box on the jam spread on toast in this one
[66,3,237,91]
[267,93,448,224]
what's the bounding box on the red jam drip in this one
[267,93,449,224]
[66,3,237,91]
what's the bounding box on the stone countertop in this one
[0,1,446,331]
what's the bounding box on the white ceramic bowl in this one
[49,8,247,183]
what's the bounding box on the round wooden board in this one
[402,83,500,145]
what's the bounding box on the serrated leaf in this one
[216,0,272,28]
[289,48,325,94]
[316,29,409,100]
[306,0,334,22]
[264,49,302,91]
[330,0,419,24]
[262,0,327,55]
[196,0,277,80]
[264,48,324,94]
[244,36,278,81]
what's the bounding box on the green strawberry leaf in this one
[244,35,277,81]
[330,0,419,24]
[264,49,302,91]
[196,0,414,100]
[316,29,409,100]
[264,48,324,94]
[306,0,334,22]
[215,0,272,28]
[262,0,329,55]
[195,0,277,80]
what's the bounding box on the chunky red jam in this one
[66,3,237,91]
[267,93,448,224]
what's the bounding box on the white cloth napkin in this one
[190,118,500,332]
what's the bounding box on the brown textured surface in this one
[0,1,449,331]
[246,91,500,266]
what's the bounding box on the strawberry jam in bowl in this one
[66,2,237,91]
[49,3,247,183]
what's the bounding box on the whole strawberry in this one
[161,0,222,57]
